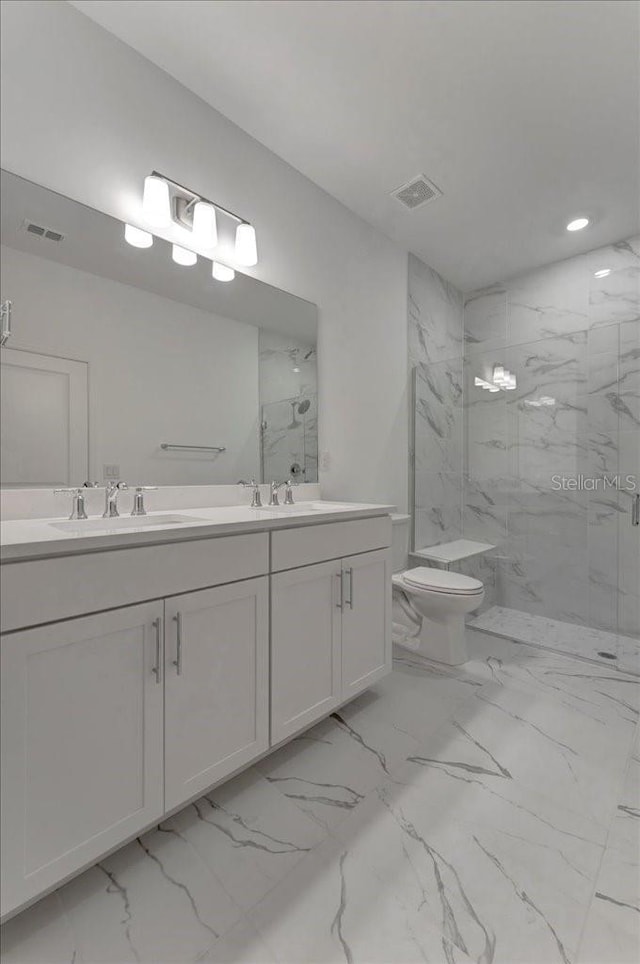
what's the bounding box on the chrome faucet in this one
[131,486,157,516]
[54,487,89,520]
[269,480,287,506]
[284,480,295,504]
[103,481,128,518]
[239,479,262,508]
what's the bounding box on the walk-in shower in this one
[409,238,640,673]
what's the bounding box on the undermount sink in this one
[50,514,205,534]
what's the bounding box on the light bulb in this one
[594,268,611,278]
[493,365,505,382]
[192,201,218,248]
[235,222,258,266]
[212,261,235,282]
[566,217,589,232]
[172,244,197,266]
[124,223,153,248]
[142,175,171,227]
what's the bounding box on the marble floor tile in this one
[0,892,78,964]
[255,709,421,833]
[469,605,640,673]
[2,629,639,964]
[196,918,278,964]
[578,838,640,964]
[466,629,640,729]
[58,825,242,963]
[331,784,591,963]
[160,767,326,910]
[438,683,632,828]
[251,832,473,964]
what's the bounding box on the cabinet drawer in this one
[1,533,269,632]
[271,516,391,572]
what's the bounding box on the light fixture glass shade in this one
[172,244,197,266]
[212,261,235,282]
[594,268,611,278]
[142,175,171,227]
[566,217,589,232]
[192,201,218,248]
[234,222,258,266]
[124,223,153,248]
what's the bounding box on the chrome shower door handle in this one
[152,617,162,684]
[173,612,183,675]
[633,493,640,527]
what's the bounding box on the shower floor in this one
[469,605,640,676]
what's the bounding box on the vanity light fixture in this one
[235,222,258,266]
[141,171,257,269]
[212,261,235,282]
[172,244,197,266]
[594,268,611,278]
[192,201,218,249]
[566,217,589,232]
[124,224,153,248]
[142,175,172,228]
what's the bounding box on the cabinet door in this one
[1,602,164,918]
[164,577,269,811]
[341,549,392,699]
[271,560,342,744]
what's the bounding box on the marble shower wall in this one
[408,255,464,552]
[259,330,318,483]
[463,236,640,637]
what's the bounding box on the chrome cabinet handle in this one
[344,567,354,609]
[173,612,183,675]
[152,617,162,684]
[336,572,343,610]
[633,493,640,527]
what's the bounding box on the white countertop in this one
[0,501,395,563]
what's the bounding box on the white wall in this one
[0,0,409,510]
[1,245,260,485]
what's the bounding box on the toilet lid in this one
[402,566,483,595]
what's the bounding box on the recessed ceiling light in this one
[566,217,589,232]
[594,268,611,278]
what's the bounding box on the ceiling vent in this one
[21,220,65,242]
[392,175,442,211]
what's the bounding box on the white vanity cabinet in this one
[164,578,269,811]
[270,560,342,743]
[0,509,392,920]
[0,602,165,916]
[341,548,391,698]
[270,517,392,744]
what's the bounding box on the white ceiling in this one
[70,0,640,291]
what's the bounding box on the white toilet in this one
[390,515,484,666]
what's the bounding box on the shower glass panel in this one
[261,393,318,484]
[411,363,463,553]
[459,250,639,671]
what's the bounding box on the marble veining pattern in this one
[462,236,640,642]
[470,605,640,675]
[2,628,638,963]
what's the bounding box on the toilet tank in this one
[390,513,410,573]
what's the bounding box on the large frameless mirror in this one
[0,169,318,488]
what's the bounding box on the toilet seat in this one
[401,566,483,595]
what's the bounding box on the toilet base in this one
[392,593,469,665]
[416,612,468,665]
